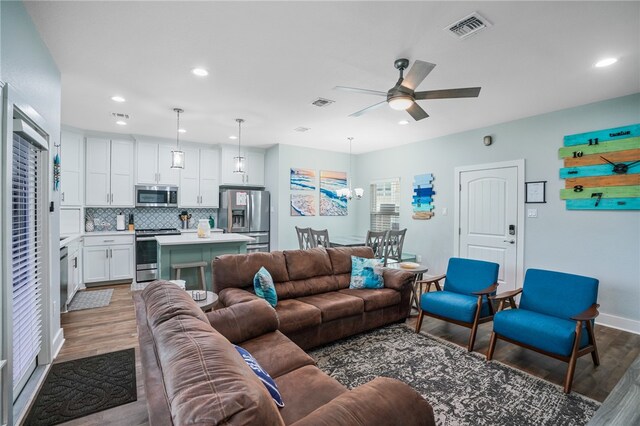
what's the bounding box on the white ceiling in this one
[25,1,640,154]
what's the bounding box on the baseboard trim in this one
[52,328,65,359]
[597,313,640,335]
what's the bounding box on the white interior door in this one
[456,161,523,291]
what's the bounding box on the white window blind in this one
[12,132,43,393]
[370,178,400,232]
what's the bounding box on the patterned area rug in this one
[25,349,137,425]
[130,281,150,292]
[67,289,113,311]
[309,324,600,426]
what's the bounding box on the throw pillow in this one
[234,345,284,407]
[253,266,277,307]
[349,256,385,289]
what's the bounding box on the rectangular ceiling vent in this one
[111,112,130,119]
[311,98,335,107]
[445,12,492,40]
[294,127,310,132]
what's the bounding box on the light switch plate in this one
[527,208,538,218]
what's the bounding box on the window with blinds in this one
[370,178,400,232]
[12,132,43,394]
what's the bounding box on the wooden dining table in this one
[330,235,417,262]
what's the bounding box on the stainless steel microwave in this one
[135,185,178,207]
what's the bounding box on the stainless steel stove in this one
[135,228,181,282]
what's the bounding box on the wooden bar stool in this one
[171,261,207,291]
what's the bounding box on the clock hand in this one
[626,160,640,168]
[600,156,616,166]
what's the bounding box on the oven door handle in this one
[136,237,157,241]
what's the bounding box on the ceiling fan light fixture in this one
[388,96,413,111]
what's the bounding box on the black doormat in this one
[25,348,137,426]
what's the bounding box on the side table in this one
[188,291,219,312]
[387,263,429,316]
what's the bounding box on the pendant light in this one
[336,137,364,200]
[171,108,185,169]
[233,118,245,173]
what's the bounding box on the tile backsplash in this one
[85,207,218,231]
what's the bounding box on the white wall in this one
[265,143,357,251]
[354,93,640,332]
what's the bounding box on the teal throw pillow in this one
[349,256,384,289]
[254,266,277,307]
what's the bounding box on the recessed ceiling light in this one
[111,95,126,103]
[229,135,237,140]
[398,120,410,125]
[178,128,187,133]
[116,120,127,126]
[595,58,618,68]
[192,68,209,77]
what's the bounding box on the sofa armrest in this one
[206,299,279,344]
[219,287,260,307]
[382,268,414,292]
[291,377,434,426]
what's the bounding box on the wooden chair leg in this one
[467,297,483,352]
[415,310,424,333]
[199,266,206,291]
[487,332,498,360]
[564,321,583,393]
[586,320,600,366]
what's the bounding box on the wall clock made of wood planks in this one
[559,123,640,210]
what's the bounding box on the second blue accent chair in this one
[415,257,500,351]
[487,268,600,394]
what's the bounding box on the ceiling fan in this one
[335,58,481,121]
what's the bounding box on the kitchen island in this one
[155,232,255,291]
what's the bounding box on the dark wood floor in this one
[54,284,640,425]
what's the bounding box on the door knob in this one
[503,239,515,244]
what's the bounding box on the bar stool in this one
[171,261,207,291]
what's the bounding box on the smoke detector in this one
[294,127,310,132]
[311,98,335,107]
[111,112,130,119]
[445,12,492,39]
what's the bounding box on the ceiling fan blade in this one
[349,101,387,117]
[414,87,482,100]
[334,86,387,97]
[406,103,429,121]
[400,60,436,91]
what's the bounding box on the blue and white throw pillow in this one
[253,266,277,307]
[234,345,284,407]
[349,256,385,289]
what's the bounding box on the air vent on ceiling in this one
[111,112,130,119]
[445,12,491,40]
[311,98,335,107]
[294,127,310,132]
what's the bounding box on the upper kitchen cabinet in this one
[85,138,135,207]
[180,147,220,208]
[220,145,264,186]
[136,140,180,186]
[60,130,84,206]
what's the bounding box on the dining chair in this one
[310,228,330,248]
[384,228,406,266]
[295,226,313,250]
[365,230,388,258]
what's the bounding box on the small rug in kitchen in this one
[67,289,113,311]
[24,348,137,426]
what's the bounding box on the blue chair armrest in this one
[571,304,600,321]
[472,283,498,296]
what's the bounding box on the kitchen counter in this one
[155,232,254,246]
[179,228,224,234]
[60,230,135,248]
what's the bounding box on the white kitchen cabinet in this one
[85,138,134,207]
[135,140,180,186]
[180,148,220,208]
[83,245,110,283]
[83,234,134,283]
[67,239,82,302]
[109,245,134,280]
[245,151,265,186]
[60,130,84,206]
[220,145,264,186]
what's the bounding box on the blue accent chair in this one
[487,268,600,393]
[415,257,499,352]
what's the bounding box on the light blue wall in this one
[265,144,357,251]
[354,93,640,329]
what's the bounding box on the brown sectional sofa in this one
[213,246,415,349]
[134,281,435,425]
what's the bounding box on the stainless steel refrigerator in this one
[219,189,270,252]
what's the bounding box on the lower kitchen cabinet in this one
[83,234,134,284]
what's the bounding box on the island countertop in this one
[155,232,255,246]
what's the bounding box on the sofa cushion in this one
[275,299,322,334]
[298,292,364,322]
[213,251,290,293]
[239,330,316,379]
[235,345,284,407]
[284,247,333,280]
[275,365,347,425]
[254,266,277,307]
[349,256,384,289]
[141,280,209,327]
[276,276,341,300]
[420,291,491,324]
[494,309,590,357]
[338,288,401,312]
[326,246,374,275]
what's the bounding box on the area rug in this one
[25,348,137,426]
[309,324,600,426]
[130,281,149,292]
[67,289,113,311]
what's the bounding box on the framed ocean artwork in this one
[290,168,316,191]
[319,170,347,216]
[290,194,316,216]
